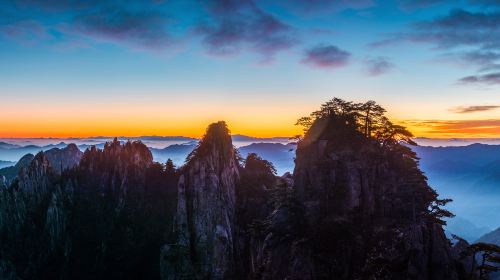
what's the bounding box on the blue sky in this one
[1,0,500,137]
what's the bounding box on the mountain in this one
[163,122,240,278]
[445,217,491,243]
[477,228,500,280]
[414,137,500,147]
[0,139,179,279]
[150,142,295,175]
[0,117,477,279]
[0,144,83,184]
[0,153,35,183]
[238,142,295,175]
[0,160,15,169]
[150,143,197,165]
[478,227,500,245]
[43,144,83,174]
[411,144,500,230]
[0,142,69,162]
[0,142,20,149]
[252,111,463,279]
[231,134,289,143]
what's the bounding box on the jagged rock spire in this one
[163,121,240,279]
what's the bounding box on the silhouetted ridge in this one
[44,143,83,174]
[162,121,240,279]
[0,153,35,183]
[185,121,234,165]
[255,98,464,279]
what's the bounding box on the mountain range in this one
[1,138,500,245]
[0,118,474,279]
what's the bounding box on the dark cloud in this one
[420,9,500,30]
[449,105,500,113]
[71,6,174,50]
[460,51,500,69]
[458,72,500,84]
[364,56,393,76]
[0,1,176,51]
[302,44,350,68]
[397,0,445,11]
[374,9,500,49]
[271,0,374,15]
[13,0,102,11]
[198,0,297,60]
[373,9,500,85]
[2,0,360,64]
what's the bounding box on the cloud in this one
[270,0,374,15]
[458,72,500,84]
[0,1,177,51]
[0,20,49,44]
[198,0,297,61]
[449,105,500,113]
[397,0,444,11]
[364,56,393,76]
[70,5,175,50]
[302,44,351,69]
[373,8,500,85]
[404,119,500,136]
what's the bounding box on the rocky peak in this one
[18,152,55,194]
[44,143,83,174]
[15,153,35,169]
[77,139,154,207]
[185,121,235,171]
[163,121,240,279]
[80,139,153,172]
[256,99,464,279]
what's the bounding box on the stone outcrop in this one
[163,121,240,279]
[44,143,83,174]
[254,116,466,279]
[0,139,178,279]
[0,153,34,183]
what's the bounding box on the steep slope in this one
[0,139,179,279]
[44,143,83,174]
[162,121,240,279]
[478,227,500,245]
[254,102,465,279]
[0,153,34,182]
[0,152,65,279]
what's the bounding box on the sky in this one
[1,0,500,138]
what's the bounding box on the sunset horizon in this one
[2,1,500,279]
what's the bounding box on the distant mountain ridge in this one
[478,227,500,245]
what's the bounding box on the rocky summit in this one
[0,102,483,279]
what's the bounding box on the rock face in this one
[163,121,240,279]
[0,152,64,280]
[0,139,178,279]
[44,143,83,174]
[254,116,465,279]
[0,143,82,183]
[0,153,34,183]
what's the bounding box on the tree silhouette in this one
[465,242,500,279]
[295,97,415,146]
